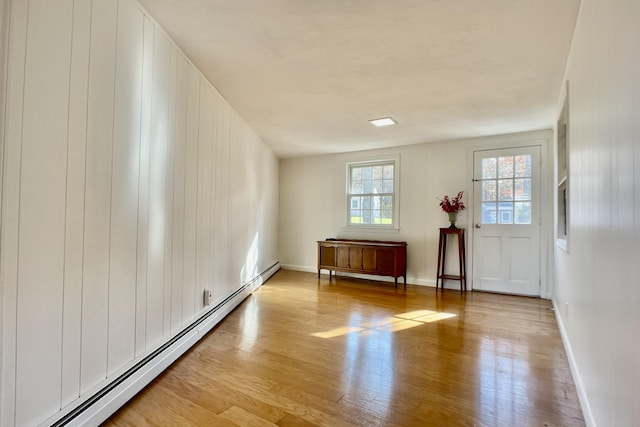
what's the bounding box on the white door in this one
[472,146,541,296]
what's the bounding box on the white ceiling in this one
[138,0,580,158]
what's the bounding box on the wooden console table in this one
[317,239,407,287]
[435,228,467,292]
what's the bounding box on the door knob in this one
[475,223,481,228]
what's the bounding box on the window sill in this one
[341,225,400,234]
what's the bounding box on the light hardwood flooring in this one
[103,269,585,426]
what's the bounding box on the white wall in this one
[0,0,279,425]
[552,0,640,425]
[0,0,10,420]
[279,130,553,291]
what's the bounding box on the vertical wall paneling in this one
[228,112,243,288]
[0,0,8,201]
[170,55,188,333]
[208,91,219,302]
[256,143,266,268]
[213,97,229,303]
[278,131,550,287]
[107,0,143,376]
[163,47,178,339]
[227,112,241,290]
[196,84,214,313]
[224,103,233,293]
[270,148,280,259]
[80,0,118,393]
[61,0,92,406]
[145,26,170,350]
[15,1,73,424]
[135,15,154,357]
[635,6,640,418]
[552,0,640,424]
[238,116,250,284]
[239,125,250,284]
[0,0,28,423]
[259,143,276,264]
[246,131,259,281]
[1,0,281,423]
[182,67,200,324]
[0,0,9,416]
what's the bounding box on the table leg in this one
[436,231,444,291]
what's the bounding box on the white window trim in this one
[343,154,400,232]
[556,82,570,253]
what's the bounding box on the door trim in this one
[464,134,553,298]
[472,146,541,296]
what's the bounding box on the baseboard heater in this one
[45,262,280,427]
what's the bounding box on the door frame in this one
[464,132,554,298]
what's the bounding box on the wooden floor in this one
[104,270,585,427]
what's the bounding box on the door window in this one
[480,155,532,224]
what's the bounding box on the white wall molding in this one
[552,299,595,427]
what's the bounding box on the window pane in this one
[515,155,531,177]
[363,166,372,180]
[515,202,531,224]
[482,202,496,224]
[351,167,362,181]
[498,202,513,224]
[482,158,497,179]
[372,166,383,179]
[515,178,531,201]
[362,196,371,209]
[347,161,396,227]
[372,210,381,223]
[482,180,497,201]
[350,197,360,210]
[498,156,514,178]
[498,179,513,201]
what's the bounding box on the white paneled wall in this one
[552,0,640,425]
[279,130,553,290]
[0,1,9,422]
[0,0,279,425]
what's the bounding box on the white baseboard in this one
[44,262,280,427]
[552,298,595,427]
[280,264,317,274]
[280,264,445,288]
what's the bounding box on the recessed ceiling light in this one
[369,117,397,127]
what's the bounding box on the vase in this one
[447,211,458,228]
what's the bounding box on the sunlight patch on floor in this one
[311,310,456,338]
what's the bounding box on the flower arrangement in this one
[438,191,466,213]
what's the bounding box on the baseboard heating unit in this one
[43,262,280,427]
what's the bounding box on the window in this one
[556,83,570,251]
[347,160,397,227]
[480,154,533,225]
